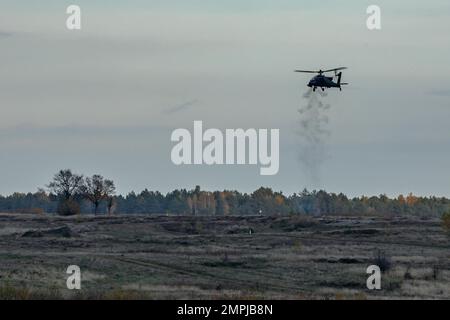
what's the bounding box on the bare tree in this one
[104,179,116,215]
[85,175,116,215]
[85,175,104,215]
[47,169,84,215]
[48,169,84,199]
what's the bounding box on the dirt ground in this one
[0,213,449,299]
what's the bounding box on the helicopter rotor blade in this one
[322,67,347,73]
[294,70,320,74]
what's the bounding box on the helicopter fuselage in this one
[307,75,339,90]
[295,67,348,92]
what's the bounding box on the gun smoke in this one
[297,88,331,188]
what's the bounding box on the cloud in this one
[0,31,13,38]
[0,123,170,137]
[163,99,198,114]
[427,90,450,97]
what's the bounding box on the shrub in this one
[373,250,392,272]
[441,212,450,233]
[27,207,45,215]
[0,285,32,300]
[57,199,80,216]
[432,265,440,280]
[270,215,317,231]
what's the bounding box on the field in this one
[0,213,449,299]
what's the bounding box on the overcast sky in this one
[1,1,450,197]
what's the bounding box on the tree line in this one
[0,169,449,216]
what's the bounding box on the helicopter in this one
[294,67,348,92]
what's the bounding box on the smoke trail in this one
[297,88,331,188]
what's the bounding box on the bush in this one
[27,207,45,215]
[0,285,32,300]
[441,212,450,233]
[373,250,392,272]
[57,199,80,216]
[270,215,317,231]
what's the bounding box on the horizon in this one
[0,179,448,200]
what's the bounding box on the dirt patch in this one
[21,225,75,238]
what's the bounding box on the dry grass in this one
[0,213,449,299]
